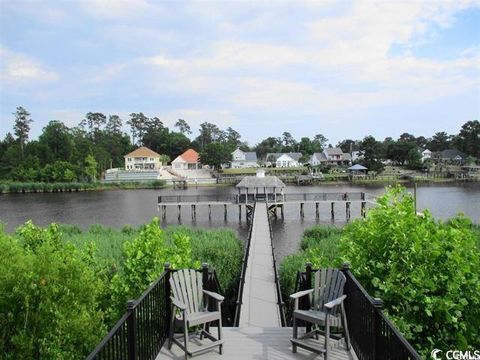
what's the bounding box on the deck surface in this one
[157,327,354,360]
[239,202,281,327]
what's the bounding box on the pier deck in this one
[239,202,281,327]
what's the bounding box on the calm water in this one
[1,183,479,260]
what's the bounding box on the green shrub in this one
[340,186,480,355]
[1,224,106,360]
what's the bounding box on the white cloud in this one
[0,47,58,85]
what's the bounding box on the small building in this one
[348,164,368,174]
[172,149,201,170]
[124,146,162,170]
[236,171,286,204]
[310,148,351,166]
[421,149,432,162]
[266,153,303,168]
[231,148,258,168]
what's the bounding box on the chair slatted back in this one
[313,269,346,313]
[170,269,203,315]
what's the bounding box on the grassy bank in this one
[0,180,167,193]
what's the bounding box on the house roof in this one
[348,164,367,171]
[236,175,286,189]
[312,153,327,161]
[244,152,258,161]
[124,146,160,158]
[325,147,344,155]
[439,149,467,159]
[267,152,303,161]
[172,149,200,163]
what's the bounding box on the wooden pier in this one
[239,203,282,327]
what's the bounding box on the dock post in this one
[224,204,227,221]
[191,205,194,220]
[281,205,284,218]
[208,204,212,220]
[331,202,335,220]
[239,205,242,222]
[361,192,366,217]
[346,202,351,220]
[315,202,319,219]
[162,205,166,219]
[178,205,181,221]
[300,203,304,218]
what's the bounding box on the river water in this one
[1,183,479,260]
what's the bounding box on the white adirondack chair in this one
[169,269,224,359]
[290,268,351,359]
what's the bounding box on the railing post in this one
[202,263,209,290]
[164,262,171,340]
[126,300,137,360]
[304,262,313,333]
[372,297,384,360]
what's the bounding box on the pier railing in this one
[86,264,224,360]
[233,206,255,326]
[294,263,420,360]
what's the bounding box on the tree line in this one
[0,106,478,181]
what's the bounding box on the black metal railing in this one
[267,204,287,326]
[294,263,421,360]
[86,264,225,360]
[283,192,365,202]
[233,206,254,326]
[86,265,171,360]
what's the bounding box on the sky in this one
[0,0,479,146]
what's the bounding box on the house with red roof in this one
[171,149,201,170]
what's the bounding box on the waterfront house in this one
[124,146,162,170]
[432,149,467,163]
[171,149,201,170]
[421,149,432,162]
[231,148,258,168]
[309,147,352,166]
[266,152,303,167]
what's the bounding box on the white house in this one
[421,149,432,162]
[124,146,162,170]
[171,149,201,170]
[309,148,351,166]
[266,153,303,168]
[231,148,258,168]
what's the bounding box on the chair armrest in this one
[289,288,314,299]
[171,296,187,311]
[324,295,347,310]
[203,289,224,302]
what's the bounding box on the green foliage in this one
[84,155,97,182]
[279,225,342,320]
[340,186,480,355]
[0,224,106,360]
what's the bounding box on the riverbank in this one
[0,180,167,194]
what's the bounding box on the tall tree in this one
[428,132,452,152]
[226,127,241,148]
[38,120,74,163]
[174,119,192,135]
[455,120,480,158]
[312,134,328,151]
[127,112,149,146]
[105,115,123,134]
[13,106,33,158]
[200,142,232,170]
[196,122,224,151]
[359,136,384,172]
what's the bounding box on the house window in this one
[128,158,132,162]
[150,158,154,161]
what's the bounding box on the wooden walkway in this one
[239,202,281,327]
[158,327,354,360]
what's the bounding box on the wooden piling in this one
[315,202,319,219]
[331,202,335,220]
[300,203,304,218]
[208,204,212,220]
[178,205,181,221]
[280,205,284,218]
[346,202,351,220]
[239,205,242,221]
[224,204,227,221]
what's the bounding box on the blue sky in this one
[1,0,479,146]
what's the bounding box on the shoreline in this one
[0,177,478,194]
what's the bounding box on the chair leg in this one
[183,319,189,360]
[292,316,298,353]
[168,307,175,349]
[218,316,223,354]
[324,313,330,360]
[341,304,351,350]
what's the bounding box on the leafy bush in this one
[340,186,480,355]
[0,224,106,360]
